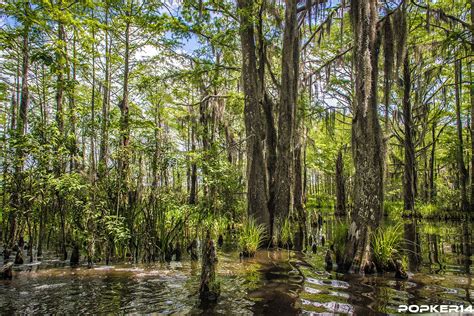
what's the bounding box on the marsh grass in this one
[239,218,267,257]
[280,218,293,248]
[372,224,403,271]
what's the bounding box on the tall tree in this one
[117,0,134,239]
[403,49,415,214]
[454,60,468,211]
[237,0,269,229]
[341,0,384,273]
[8,4,30,250]
[470,0,474,210]
[274,0,299,226]
[335,149,346,216]
[98,1,111,179]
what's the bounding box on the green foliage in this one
[332,220,348,260]
[103,215,131,247]
[280,217,293,247]
[200,146,244,214]
[0,0,470,268]
[238,218,267,257]
[418,203,440,218]
[306,193,335,211]
[434,184,460,211]
[371,224,403,271]
[384,201,403,218]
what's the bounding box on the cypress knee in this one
[199,231,220,302]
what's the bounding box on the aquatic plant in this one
[371,224,403,271]
[238,218,267,257]
[280,217,293,248]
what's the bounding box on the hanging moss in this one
[393,6,407,75]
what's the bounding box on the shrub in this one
[383,201,403,218]
[239,218,267,257]
[371,224,403,271]
[418,203,439,218]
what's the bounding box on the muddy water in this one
[0,219,472,315]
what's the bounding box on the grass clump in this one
[371,224,403,271]
[280,217,293,248]
[239,218,267,257]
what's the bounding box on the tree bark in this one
[471,63,474,209]
[403,51,415,214]
[335,149,346,216]
[189,118,198,204]
[8,23,29,250]
[89,23,96,177]
[294,138,306,250]
[98,2,111,179]
[237,0,269,229]
[341,0,384,273]
[56,13,65,137]
[199,231,219,301]
[68,28,78,171]
[429,123,436,202]
[470,0,474,210]
[55,0,68,260]
[257,3,277,238]
[274,0,299,226]
[152,100,161,190]
[119,2,132,218]
[454,60,468,211]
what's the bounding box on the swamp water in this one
[0,219,472,315]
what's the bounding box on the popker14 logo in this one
[398,305,474,313]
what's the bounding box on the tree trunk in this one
[98,2,111,179]
[55,2,67,260]
[274,0,299,227]
[470,1,474,209]
[404,219,421,272]
[341,0,384,273]
[9,23,29,250]
[263,93,277,237]
[89,23,96,178]
[454,60,468,211]
[118,3,132,221]
[335,149,346,216]
[294,139,306,250]
[199,231,219,301]
[257,4,277,237]
[152,101,161,190]
[403,51,415,214]
[56,15,65,137]
[189,119,198,204]
[68,28,78,171]
[429,123,436,202]
[237,0,269,229]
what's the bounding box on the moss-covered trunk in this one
[341,0,384,273]
[274,0,299,227]
[237,0,269,230]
